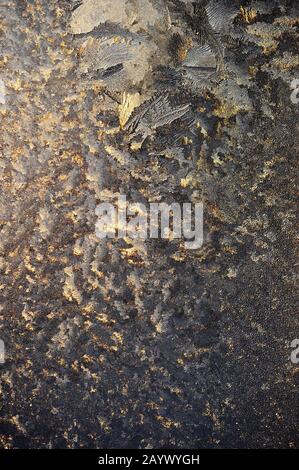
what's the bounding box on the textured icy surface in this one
[0,0,298,449]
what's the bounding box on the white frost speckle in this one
[0,78,6,105]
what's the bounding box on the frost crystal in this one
[0,78,6,105]
[125,95,190,140]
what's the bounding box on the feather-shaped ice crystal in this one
[183,44,217,69]
[78,36,157,90]
[125,95,190,140]
[71,0,169,35]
